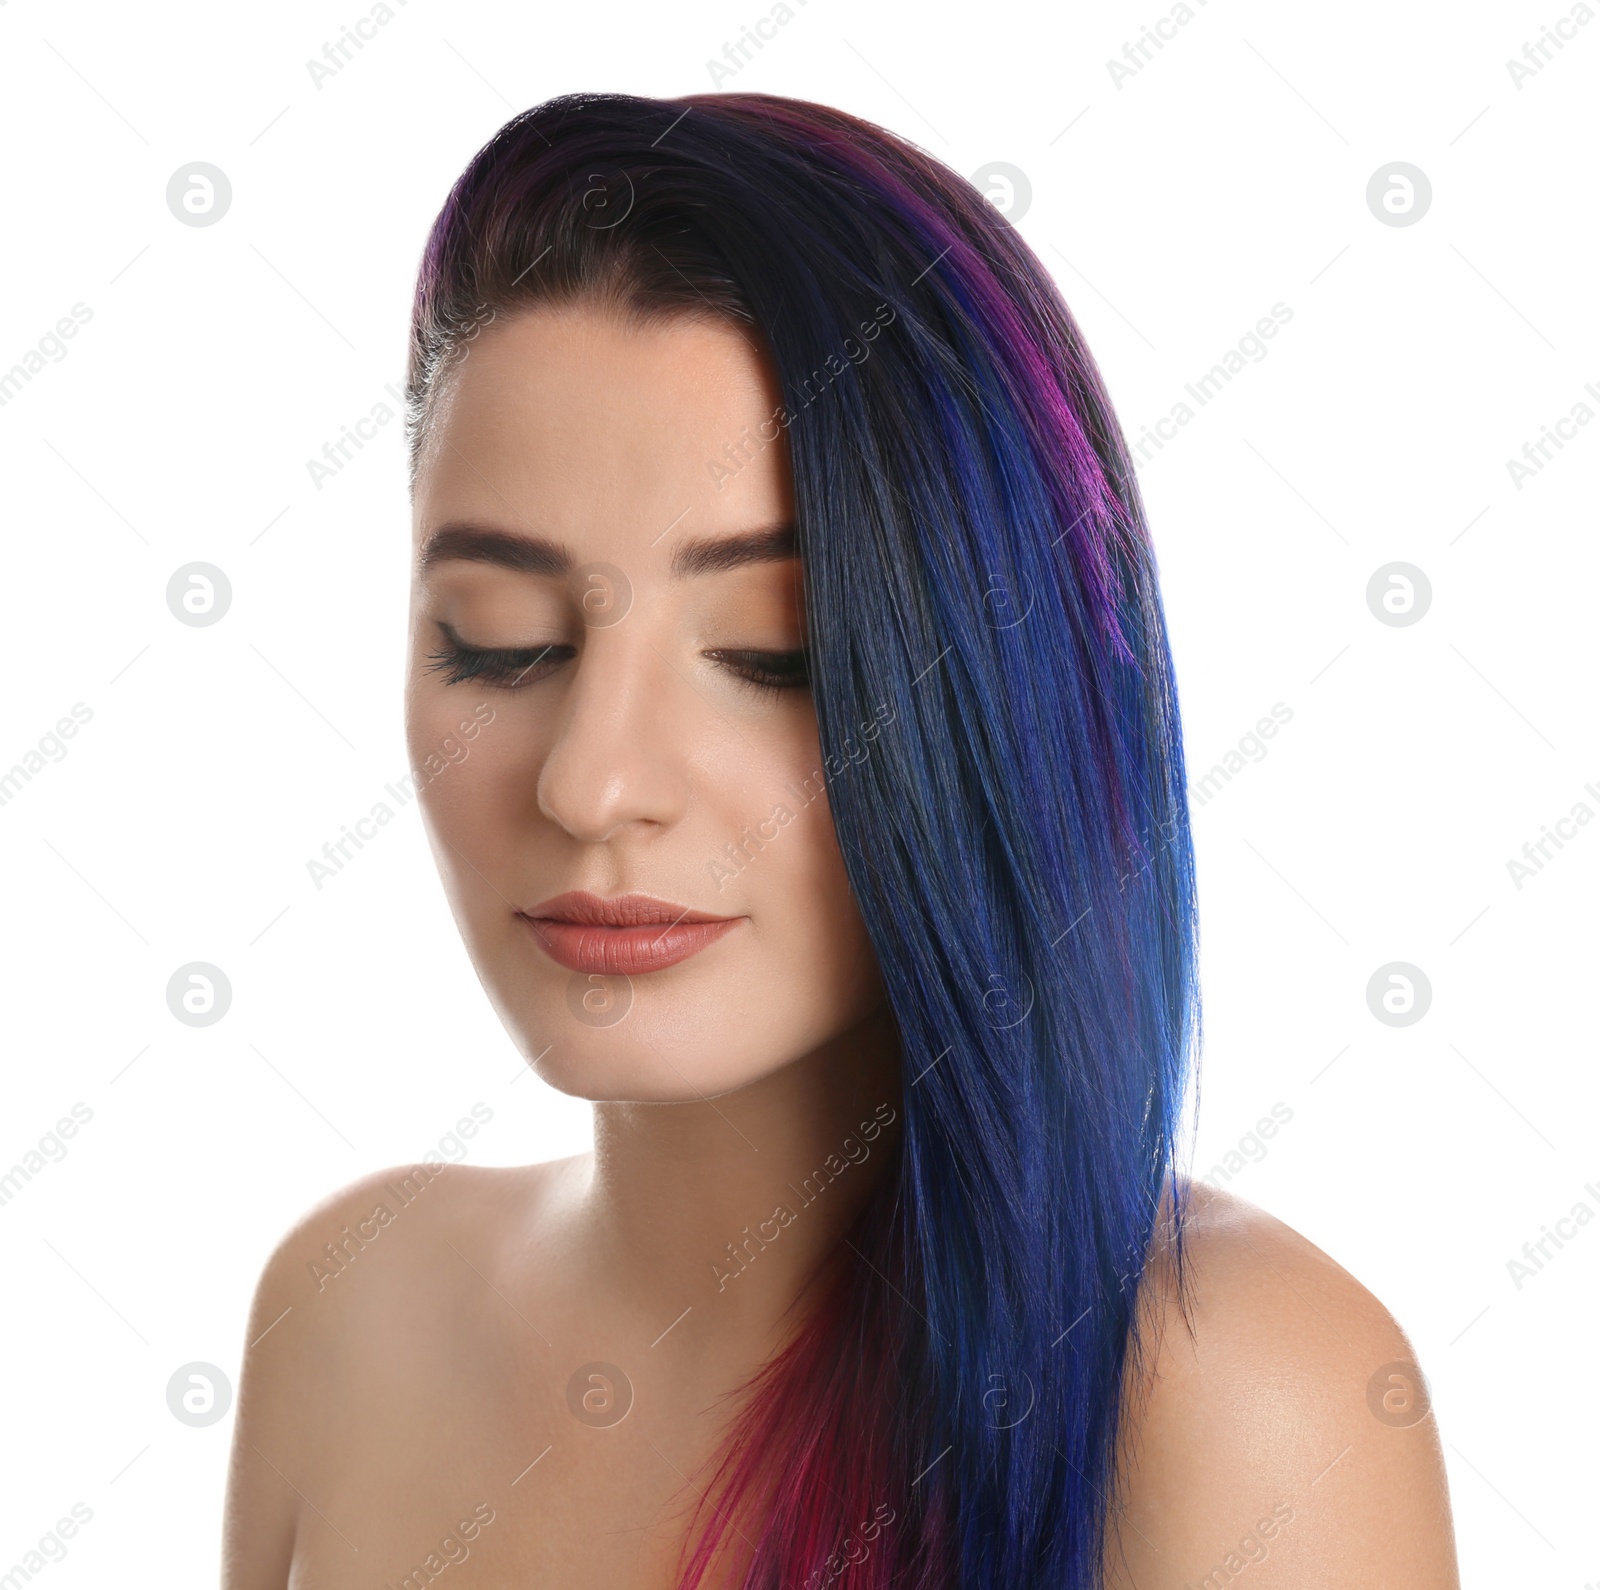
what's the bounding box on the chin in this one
[486,979,886,1106]
[461,905,885,1103]
[502,1021,803,1105]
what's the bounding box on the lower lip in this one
[519,915,743,975]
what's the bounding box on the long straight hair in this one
[408,91,1200,1590]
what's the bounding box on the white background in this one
[0,0,1594,1582]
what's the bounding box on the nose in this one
[535,628,692,845]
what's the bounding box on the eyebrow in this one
[419,522,798,579]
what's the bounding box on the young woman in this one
[222,92,1459,1589]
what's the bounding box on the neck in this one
[580,1003,903,1347]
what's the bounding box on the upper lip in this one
[520,890,737,926]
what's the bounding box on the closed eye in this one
[425,623,571,688]
[704,647,811,697]
[425,624,810,698]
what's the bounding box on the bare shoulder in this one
[1104,1178,1459,1590]
[220,1157,573,1589]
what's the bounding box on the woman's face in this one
[406,302,886,1101]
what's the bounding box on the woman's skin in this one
[221,305,1459,1589]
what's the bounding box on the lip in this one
[517,891,744,976]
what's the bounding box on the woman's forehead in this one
[413,303,794,558]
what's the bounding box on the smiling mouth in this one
[516,891,745,976]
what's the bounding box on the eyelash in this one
[424,625,811,697]
[706,647,812,697]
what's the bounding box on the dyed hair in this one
[407,92,1199,1590]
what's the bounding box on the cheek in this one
[405,685,546,895]
[725,741,881,1004]
[786,809,882,1012]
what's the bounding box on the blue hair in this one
[409,89,1200,1589]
